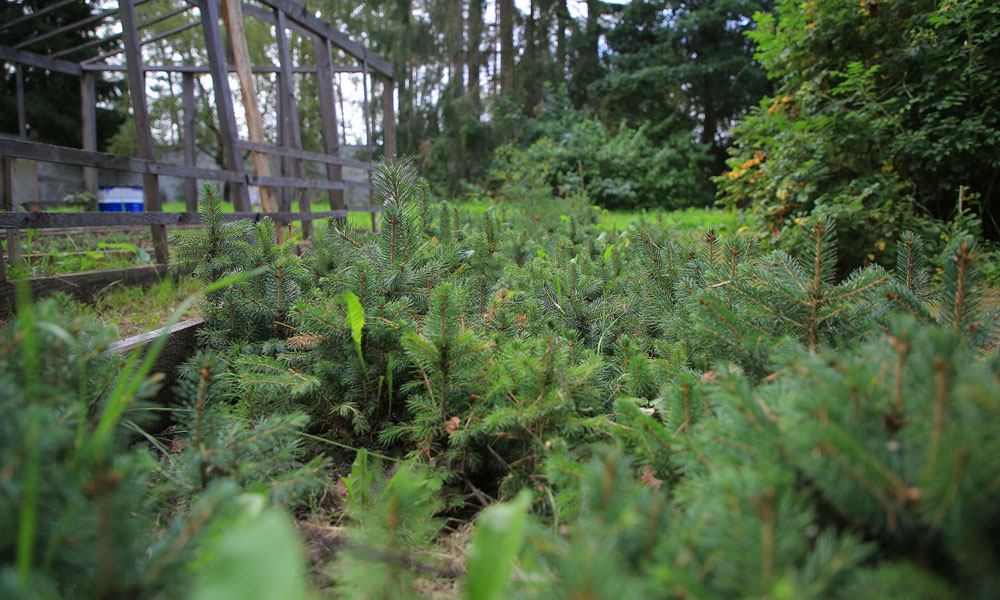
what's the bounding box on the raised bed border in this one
[0,263,172,314]
[110,316,205,411]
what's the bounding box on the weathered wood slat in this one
[80,72,98,193]
[384,77,397,160]
[254,0,394,77]
[250,176,371,191]
[86,20,202,64]
[274,7,311,238]
[239,141,372,170]
[0,264,171,314]
[315,36,345,212]
[109,317,205,420]
[0,209,367,229]
[0,212,199,228]
[51,5,193,59]
[182,73,198,211]
[81,63,363,74]
[121,0,169,263]
[0,44,82,76]
[0,137,243,182]
[0,0,79,33]
[10,0,152,50]
[199,0,251,211]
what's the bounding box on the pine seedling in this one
[386,282,486,465]
[731,216,890,351]
[885,231,936,322]
[938,236,998,346]
[330,452,446,600]
[450,336,610,497]
[169,183,253,284]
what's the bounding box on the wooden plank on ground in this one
[108,317,205,412]
[0,264,171,314]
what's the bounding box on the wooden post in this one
[276,72,291,213]
[199,0,251,212]
[315,36,344,214]
[120,0,169,264]
[383,76,396,161]
[363,60,375,231]
[182,73,198,211]
[15,66,27,138]
[2,157,37,273]
[80,72,98,194]
[219,0,279,216]
[274,8,311,239]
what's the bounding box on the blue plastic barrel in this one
[98,186,144,212]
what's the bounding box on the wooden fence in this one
[0,0,396,310]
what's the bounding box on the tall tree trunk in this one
[586,0,600,68]
[449,1,465,90]
[523,0,539,112]
[499,0,515,93]
[556,0,568,75]
[468,0,484,113]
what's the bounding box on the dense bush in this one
[2,163,997,598]
[718,0,1000,270]
[488,88,713,211]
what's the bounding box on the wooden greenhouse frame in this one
[0,0,396,309]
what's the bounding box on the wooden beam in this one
[83,20,202,64]
[239,3,311,38]
[362,60,375,231]
[274,8,311,238]
[80,72,98,194]
[238,141,372,170]
[0,209,358,229]
[1,158,37,273]
[253,0,394,77]
[50,4,194,60]
[0,137,242,182]
[220,0,279,215]
[276,71,291,212]
[383,76,396,161]
[182,73,198,212]
[315,36,344,212]
[250,176,369,192]
[198,0,251,211]
[0,45,82,76]
[109,317,205,409]
[121,0,169,264]
[15,66,26,137]
[0,0,79,33]
[12,1,152,50]
[81,63,362,73]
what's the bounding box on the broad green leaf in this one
[464,490,532,600]
[192,494,309,600]
[343,291,366,368]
